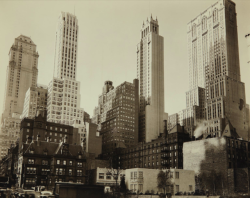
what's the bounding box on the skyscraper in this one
[0,35,39,158]
[92,80,139,154]
[47,12,84,125]
[137,16,168,143]
[1,35,39,120]
[187,0,248,139]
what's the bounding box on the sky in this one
[0,0,249,118]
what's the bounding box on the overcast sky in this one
[0,0,249,118]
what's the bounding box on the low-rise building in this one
[117,124,191,170]
[125,168,195,194]
[17,137,86,189]
[90,167,125,190]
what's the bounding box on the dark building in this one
[114,124,191,170]
[0,144,19,186]
[19,111,80,151]
[17,136,86,189]
[92,79,139,156]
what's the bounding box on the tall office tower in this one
[1,35,39,120]
[20,84,48,120]
[0,35,39,158]
[54,12,78,80]
[92,80,139,154]
[187,0,248,139]
[47,12,84,125]
[137,16,168,143]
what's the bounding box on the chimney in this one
[37,134,41,146]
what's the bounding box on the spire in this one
[151,14,153,21]
[156,16,158,22]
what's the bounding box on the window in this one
[26,178,35,184]
[42,160,48,165]
[106,174,111,180]
[27,123,30,126]
[175,172,179,179]
[56,168,65,175]
[131,172,133,179]
[170,172,173,178]
[139,171,143,178]
[26,167,36,174]
[69,161,73,166]
[63,160,67,165]
[28,159,34,164]
[77,162,82,167]
[77,179,82,183]
[57,160,61,165]
[69,169,72,176]
[41,169,49,175]
[134,172,137,179]
[189,185,193,191]
[176,185,179,192]
[99,173,104,179]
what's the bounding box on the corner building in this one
[137,16,168,143]
[187,0,248,139]
[92,80,139,155]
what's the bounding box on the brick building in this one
[17,137,86,188]
[19,112,79,150]
[115,124,191,170]
[92,79,139,155]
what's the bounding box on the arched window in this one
[213,8,218,23]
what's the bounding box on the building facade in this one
[117,124,191,170]
[187,0,248,139]
[21,84,48,120]
[0,35,39,159]
[92,80,139,155]
[137,16,168,143]
[183,130,250,194]
[46,77,84,125]
[19,112,79,150]
[17,139,86,189]
[125,168,195,195]
[47,12,84,126]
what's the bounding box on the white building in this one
[47,12,84,126]
[20,84,48,120]
[137,16,168,143]
[125,168,195,195]
[92,167,125,192]
[47,77,84,125]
